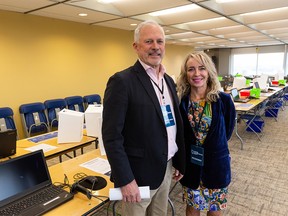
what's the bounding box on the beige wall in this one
[0,10,192,139]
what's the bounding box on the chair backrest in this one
[19,102,49,137]
[0,107,17,132]
[44,99,67,130]
[65,96,85,112]
[83,94,101,109]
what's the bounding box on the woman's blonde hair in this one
[176,51,221,102]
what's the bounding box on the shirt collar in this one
[138,59,166,82]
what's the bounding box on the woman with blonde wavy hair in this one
[176,51,236,216]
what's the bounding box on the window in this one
[257,53,284,76]
[231,54,257,76]
[231,46,286,77]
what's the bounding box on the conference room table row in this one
[7,130,97,162]
[47,148,114,216]
[0,131,114,215]
[233,85,287,149]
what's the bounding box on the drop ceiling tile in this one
[31,3,119,24]
[132,4,221,25]
[232,7,288,24]
[172,17,239,32]
[251,19,288,30]
[93,18,141,31]
[0,0,55,12]
[69,0,190,17]
[199,0,288,16]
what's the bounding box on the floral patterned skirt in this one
[183,183,228,211]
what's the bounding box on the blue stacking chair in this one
[0,107,17,132]
[83,94,101,109]
[264,91,284,121]
[44,99,67,131]
[19,102,50,137]
[65,96,85,112]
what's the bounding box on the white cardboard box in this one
[84,104,106,155]
[57,109,84,143]
[84,104,103,137]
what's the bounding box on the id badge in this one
[161,105,175,127]
[191,145,204,166]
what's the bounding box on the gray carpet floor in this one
[48,102,288,216]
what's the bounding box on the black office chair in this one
[83,94,101,109]
[65,96,85,112]
[19,102,50,137]
[0,107,17,132]
[44,98,67,131]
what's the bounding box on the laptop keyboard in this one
[0,185,64,216]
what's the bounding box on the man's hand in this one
[172,169,183,181]
[120,179,141,202]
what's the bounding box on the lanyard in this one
[150,78,165,104]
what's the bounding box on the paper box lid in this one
[85,104,103,114]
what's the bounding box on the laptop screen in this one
[231,88,239,99]
[0,150,51,207]
[254,81,260,89]
[0,129,17,158]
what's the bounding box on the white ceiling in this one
[1,0,288,50]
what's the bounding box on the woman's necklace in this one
[189,93,205,102]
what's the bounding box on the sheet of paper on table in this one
[25,143,57,153]
[80,157,111,176]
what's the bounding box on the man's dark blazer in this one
[102,60,185,190]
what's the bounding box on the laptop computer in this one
[254,81,275,93]
[0,129,17,159]
[230,88,250,103]
[0,150,73,216]
[254,81,260,89]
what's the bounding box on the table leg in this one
[235,113,244,150]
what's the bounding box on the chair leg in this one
[95,138,99,149]
[245,120,263,141]
[168,197,175,216]
[265,108,278,121]
[63,153,73,160]
[112,201,118,216]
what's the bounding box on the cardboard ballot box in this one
[57,109,84,143]
[84,104,103,137]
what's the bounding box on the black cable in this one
[57,172,110,205]
[53,174,72,189]
[73,172,88,182]
[106,201,112,216]
[91,194,109,202]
